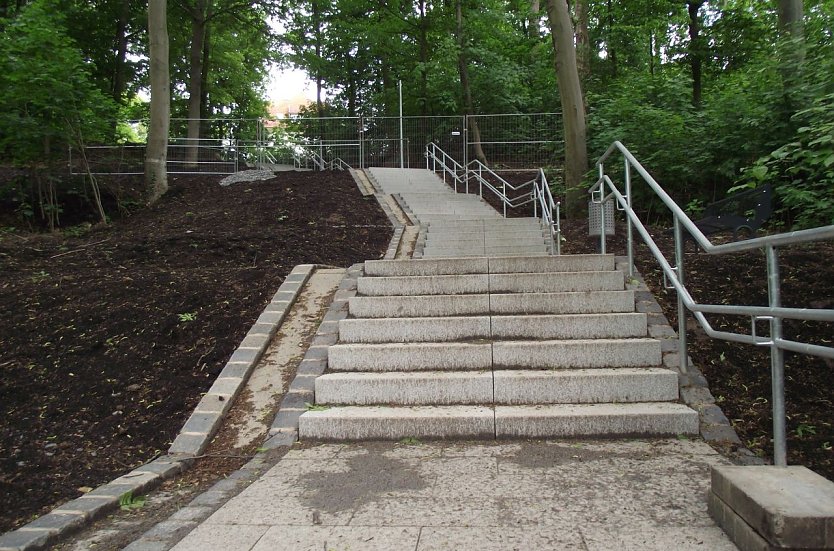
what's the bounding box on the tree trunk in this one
[606,0,617,77]
[313,0,324,117]
[527,0,541,38]
[455,0,487,165]
[200,22,211,138]
[111,0,130,104]
[545,0,588,219]
[574,0,590,84]
[687,1,704,108]
[418,0,429,116]
[777,0,804,112]
[145,0,170,204]
[186,0,208,166]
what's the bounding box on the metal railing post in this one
[503,179,507,218]
[598,163,606,254]
[625,159,634,278]
[767,244,787,467]
[674,218,689,373]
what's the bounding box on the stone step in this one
[365,257,489,276]
[489,271,624,293]
[422,246,549,257]
[362,255,612,277]
[298,405,496,440]
[357,271,622,296]
[315,371,494,405]
[349,294,491,318]
[491,313,647,340]
[492,338,663,368]
[421,251,551,258]
[494,403,699,438]
[423,234,547,246]
[347,291,635,318]
[339,313,646,343]
[493,369,679,404]
[427,217,540,226]
[490,291,636,315]
[328,342,493,372]
[315,368,678,406]
[357,274,489,296]
[298,402,698,440]
[338,316,491,343]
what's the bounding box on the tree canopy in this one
[0,0,832,227]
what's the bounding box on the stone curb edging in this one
[261,263,363,449]
[615,256,763,466]
[0,265,316,551]
[121,265,364,551]
[167,264,316,457]
[350,168,407,260]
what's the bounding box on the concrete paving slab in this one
[416,526,586,550]
[251,526,421,551]
[364,257,488,276]
[168,524,269,551]
[158,439,735,551]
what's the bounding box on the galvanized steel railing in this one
[425,143,561,254]
[592,140,834,467]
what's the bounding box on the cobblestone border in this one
[353,169,407,260]
[616,256,763,466]
[121,264,364,551]
[0,266,316,551]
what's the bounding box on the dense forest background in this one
[0,0,832,228]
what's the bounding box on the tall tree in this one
[146,0,170,203]
[455,0,487,164]
[545,0,587,217]
[687,0,705,107]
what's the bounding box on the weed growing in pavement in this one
[305,402,329,411]
[399,437,422,446]
[119,491,146,511]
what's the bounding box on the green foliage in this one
[0,0,117,165]
[119,491,146,510]
[742,92,834,228]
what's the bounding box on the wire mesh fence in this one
[71,113,562,175]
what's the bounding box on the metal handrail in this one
[592,140,834,467]
[532,168,561,255]
[425,143,561,254]
[425,142,466,192]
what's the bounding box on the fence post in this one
[624,158,634,278]
[767,245,787,467]
[673,218,688,374]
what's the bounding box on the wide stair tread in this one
[297,246,696,440]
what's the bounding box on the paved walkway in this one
[166,440,735,551]
[129,169,737,550]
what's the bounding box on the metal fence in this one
[71,113,562,175]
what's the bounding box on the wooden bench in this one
[690,184,772,240]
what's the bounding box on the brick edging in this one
[0,265,316,551]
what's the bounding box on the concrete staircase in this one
[367,167,551,257]
[299,254,698,440]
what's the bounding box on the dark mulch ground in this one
[0,170,391,532]
[559,220,834,478]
